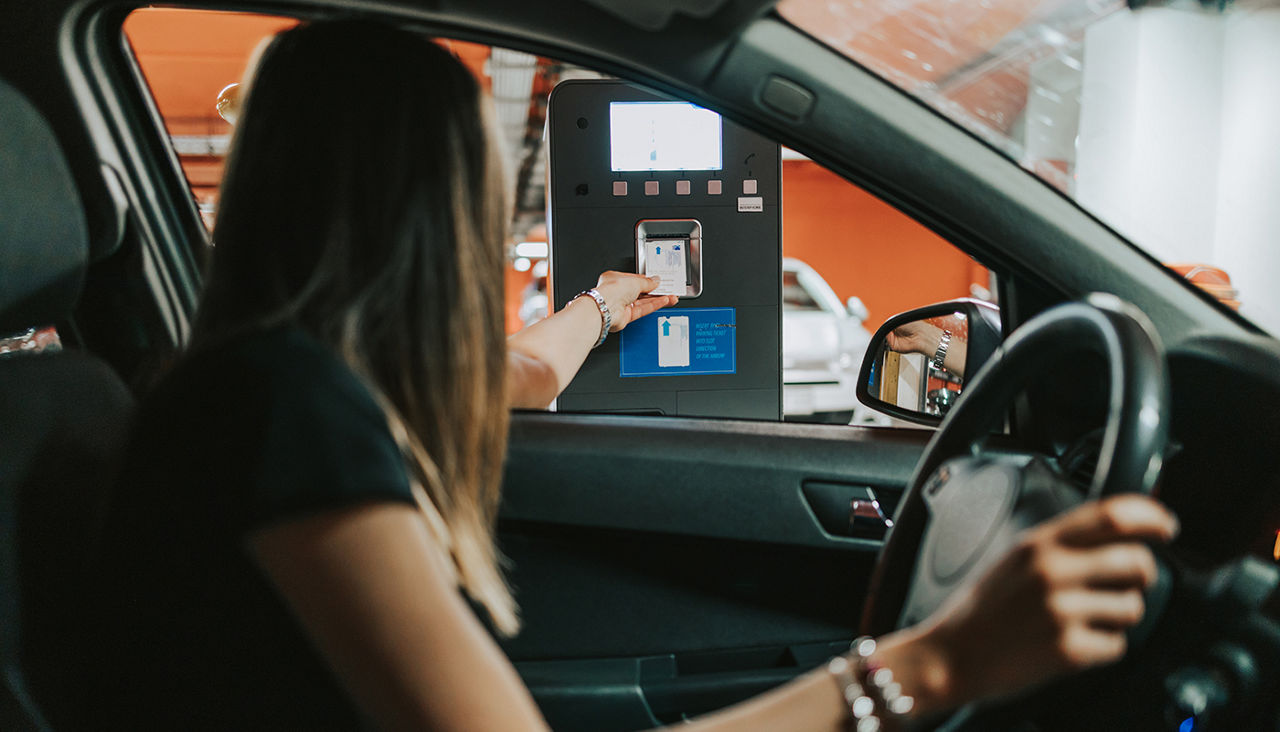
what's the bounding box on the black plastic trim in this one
[503,411,927,551]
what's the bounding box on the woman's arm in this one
[507,271,677,408]
[248,494,1175,732]
[248,501,852,732]
[249,503,550,732]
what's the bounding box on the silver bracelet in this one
[829,637,915,732]
[854,636,915,718]
[828,655,881,732]
[932,329,952,371]
[575,288,611,348]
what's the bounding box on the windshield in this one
[778,0,1280,336]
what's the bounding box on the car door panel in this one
[498,412,930,728]
[500,412,925,550]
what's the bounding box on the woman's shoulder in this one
[156,326,365,404]
[135,325,390,457]
[189,325,349,378]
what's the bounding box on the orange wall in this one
[123,10,298,133]
[125,8,497,213]
[125,9,492,131]
[781,160,985,326]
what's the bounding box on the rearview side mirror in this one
[856,299,1001,426]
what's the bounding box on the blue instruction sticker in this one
[620,307,736,377]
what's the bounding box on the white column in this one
[1075,6,1280,335]
[1076,8,1224,265]
[1212,8,1280,333]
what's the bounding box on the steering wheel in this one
[859,295,1170,715]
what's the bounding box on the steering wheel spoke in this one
[903,454,1088,627]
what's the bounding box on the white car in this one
[781,258,877,424]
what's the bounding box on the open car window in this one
[123,6,996,428]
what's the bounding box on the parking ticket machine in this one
[547,80,781,419]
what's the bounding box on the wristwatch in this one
[575,288,611,348]
[932,329,952,370]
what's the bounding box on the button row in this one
[611,179,757,197]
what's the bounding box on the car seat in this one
[0,77,135,730]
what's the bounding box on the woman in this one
[93,19,1178,731]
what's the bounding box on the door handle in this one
[849,496,893,539]
[802,481,896,540]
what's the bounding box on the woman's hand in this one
[882,494,1179,714]
[884,317,968,376]
[885,320,943,357]
[592,271,679,332]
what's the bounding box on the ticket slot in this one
[635,218,703,298]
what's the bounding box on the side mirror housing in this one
[845,296,869,323]
[856,299,1001,426]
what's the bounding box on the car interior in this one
[4,1,1280,730]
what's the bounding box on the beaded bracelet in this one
[828,636,915,731]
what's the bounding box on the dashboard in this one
[1164,336,1280,570]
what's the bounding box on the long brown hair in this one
[195,19,517,634]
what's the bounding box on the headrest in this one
[0,78,88,335]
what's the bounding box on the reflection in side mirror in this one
[871,314,966,417]
[857,299,1001,426]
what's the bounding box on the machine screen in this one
[609,102,723,172]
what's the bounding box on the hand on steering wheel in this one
[906,494,1178,710]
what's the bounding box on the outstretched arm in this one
[507,271,677,408]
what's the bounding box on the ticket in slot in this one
[643,239,687,297]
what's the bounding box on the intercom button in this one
[742,179,758,195]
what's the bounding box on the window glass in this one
[779,155,990,426]
[124,9,299,228]
[125,7,994,428]
[778,0,1280,336]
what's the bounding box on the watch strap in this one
[932,329,952,370]
[576,288,611,348]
